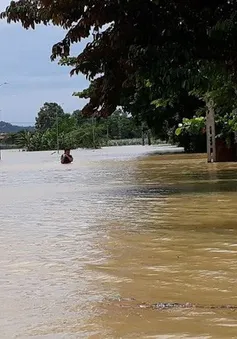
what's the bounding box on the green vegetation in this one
[175,117,206,153]
[2,2,237,155]
[4,104,146,151]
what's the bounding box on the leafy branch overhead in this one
[2,1,237,118]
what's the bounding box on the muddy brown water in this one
[1,146,237,339]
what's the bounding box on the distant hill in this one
[0,121,34,133]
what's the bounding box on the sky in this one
[0,1,90,126]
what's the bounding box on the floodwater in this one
[1,145,237,339]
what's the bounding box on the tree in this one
[175,117,206,153]
[16,130,33,151]
[2,1,237,121]
[72,110,89,126]
[35,102,64,132]
[57,113,77,134]
[106,109,141,140]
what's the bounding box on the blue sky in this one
[0,1,90,125]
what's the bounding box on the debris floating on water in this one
[108,298,237,311]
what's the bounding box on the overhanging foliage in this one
[2,1,237,118]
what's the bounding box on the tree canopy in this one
[35,102,64,132]
[2,1,237,118]
[5,103,144,151]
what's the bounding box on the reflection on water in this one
[1,146,237,338]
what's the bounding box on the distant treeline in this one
[2,103,153,151]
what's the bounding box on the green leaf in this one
[175,127,182,136]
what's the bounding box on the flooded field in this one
[1,146,237,338]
